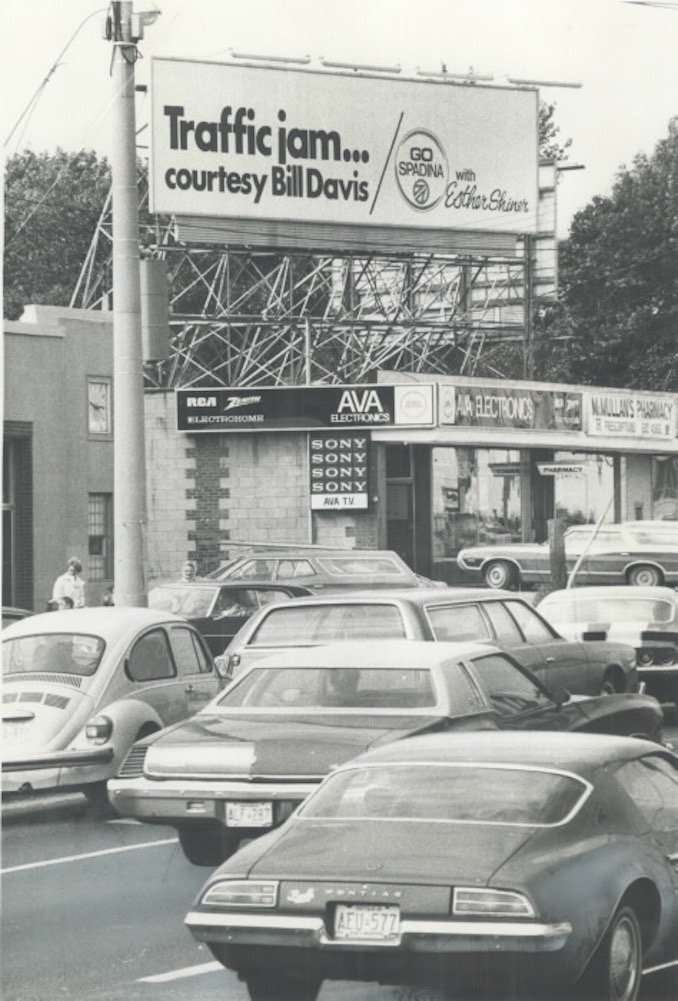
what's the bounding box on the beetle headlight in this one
[85,715,113,744]
[201,880,278,908]
[453,887,534,918]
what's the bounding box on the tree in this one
[539,101,572,163]
[537,117,678,391]
[4,149,112,320]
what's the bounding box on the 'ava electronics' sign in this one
[176,384,435,432]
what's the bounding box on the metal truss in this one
[72,179,533,388]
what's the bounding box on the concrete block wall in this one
[145,392,194,581]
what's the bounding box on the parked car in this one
[2,607,33,629]
[148,580,312,656]
[205,548,435,590]
[2,607,222,798]
[221,587,638,697]
[186,730,678,1001]
[108,640,662,865]
[538,585,678,706]
[457,520,678,589]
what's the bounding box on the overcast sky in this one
[2,0,677,237]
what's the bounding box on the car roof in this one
[250,586,516,608]
[228,549,407,560]
[540,585,677,601]
[247,638,498,671]
[1,606,189,639]
[339,730,666,777]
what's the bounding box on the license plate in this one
[3,722,30,745]
[225,801,273,827]
[334,904,400,942]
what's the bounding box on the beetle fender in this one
[67,698,165,772]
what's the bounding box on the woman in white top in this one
[52,557,86,608]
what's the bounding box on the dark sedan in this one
[186,730,678,1001]
[148,581,311,655]
[223,587,638,697]
[457,520,678,589]
[108,640,663,866]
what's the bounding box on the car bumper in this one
[186,909,572,954]
[107,776,319,827]
[1,748,114,794]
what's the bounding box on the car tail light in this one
[453,887,534,918]
[85,715,113,743]
[201,879,278,908]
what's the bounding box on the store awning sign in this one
[310,434,370,510]
[585,392,676,440]
[177,384,434,432]
[439,384,582,431]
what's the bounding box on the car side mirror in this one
[551,687,570,707]
[214,655,234,681]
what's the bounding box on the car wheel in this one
[177,826,240,866]
[580,904,643,1001]
[483,560,517,589]
[627,564,662,587]
[245,974,322,1001]
[600,669,623,696]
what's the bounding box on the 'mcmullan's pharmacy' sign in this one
[176,385,435,432]
[150,58,538,242]
[585,391,676,440]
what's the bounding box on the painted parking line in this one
[1,837,177,874]
[139,961,223,983]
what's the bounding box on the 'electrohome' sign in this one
[176,384,435,432]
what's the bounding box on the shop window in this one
[88,493,113,581]
[553,452,615,527]
[431,447,522,559]
[652,457,678,521]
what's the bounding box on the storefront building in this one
[144,373,678,585]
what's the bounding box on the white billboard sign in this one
[150,59,539,237]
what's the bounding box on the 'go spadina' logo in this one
[395,129,448,211]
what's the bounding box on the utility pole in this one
[108,1,156,606]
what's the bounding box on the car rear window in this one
[542,596,675,624]
[219,666,436,710]
[301,763,589,826]
[249,603,406,645]
[3,633,105,677]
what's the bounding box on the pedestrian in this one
[102,586,115,606]
[45,598,59,612]
[179,560,197,582]
[52,557,86,609]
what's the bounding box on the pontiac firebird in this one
[185,731,678,1001]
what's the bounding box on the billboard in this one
[176,384,435,432]
[150,59,539,240]
[438,384,582,432]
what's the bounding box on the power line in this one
[3,7,108,150]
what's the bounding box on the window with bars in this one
[88,493,113,580]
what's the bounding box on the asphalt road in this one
[3,717,678,1001]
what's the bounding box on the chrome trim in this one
[107,775,319,799]
[186,910,572,941]
[2,748,114,772]
[643,958,678,975]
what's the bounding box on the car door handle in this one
[184,683,195,693]
[546,656,555,663]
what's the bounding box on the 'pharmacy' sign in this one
[309,434,370,510]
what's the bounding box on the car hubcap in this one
[609,915,639,1001]
[635,569,656,586]
[488,566,505,586]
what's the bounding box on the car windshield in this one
[3,633,106,677]
[149,585,217,618]
[543,596,675,624]
[218,666,437,710]
[301,763,589,827]
[249,604,406,645]
[316,556,405,577]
